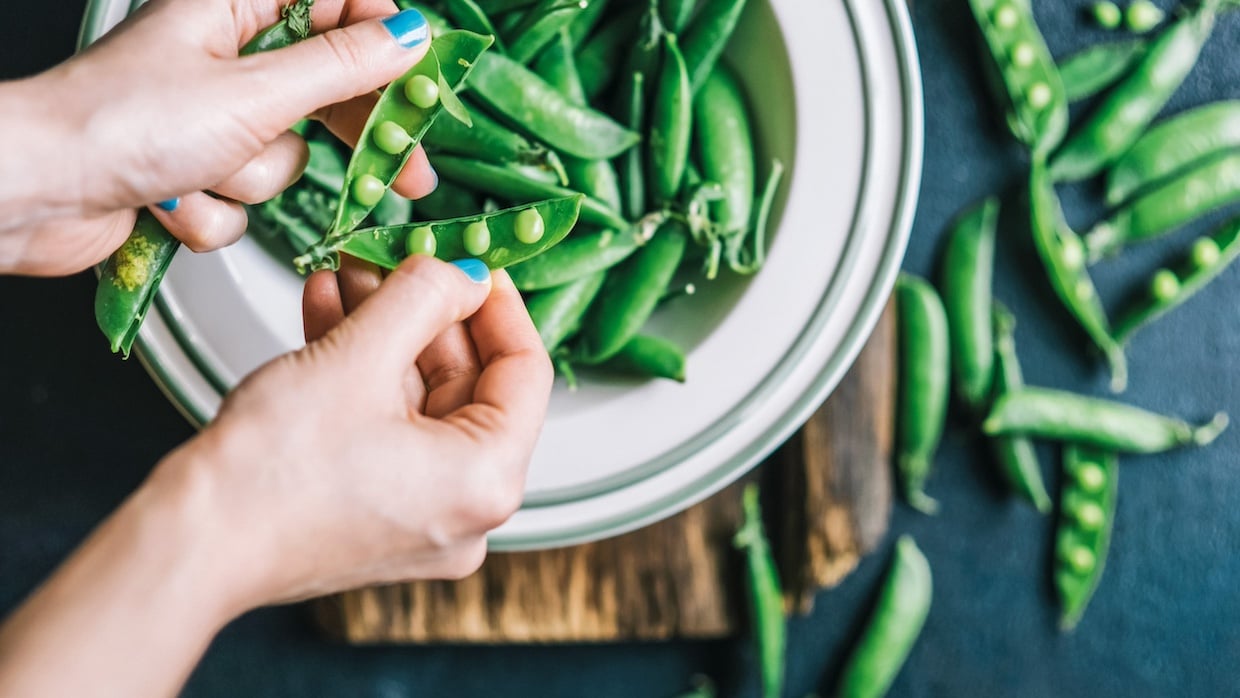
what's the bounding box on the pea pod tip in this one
[1193,412,1229,446]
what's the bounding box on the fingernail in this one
[451,258,490,283]
[428,165,440,193]
[156,198,180,212]
[382,9,430,50]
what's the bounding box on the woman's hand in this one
[0,0,439,276]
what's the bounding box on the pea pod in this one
[1112,216,1240,342]
[507,228,641,290]
[983,387,1228,453]
[1056,38,1146,103]
[330,31,494,238]
[567,0,612,45]
[433,154,629,229]
[575,6,642,100]
[1049,5,1217,182]
[296,196,582,272]
[660,0,697,32]
[835,535,932,698]
[1086,151,1240,261]
[442,0,507,52]
[578,226,688,362]
[412,178,481,220]
[648,33,693,205]
[681,0,748,95]
[989,305,1053,514]
[468,51,640,159]
[505,0,589,64]
[619,70,649,221]
[967,0,1068,155]
[1106,100,1240,206]
[525,271,607,350]
[733,484,786,698]
[424,105,567,181]
[1055,446,1118,632]
[601,334,687,382]
[1029,162,1127,393]
[695,66,754,236]
[895,273,949,515]
[725,160,783,275]
[242,0,315,53]
[938,197,998,411]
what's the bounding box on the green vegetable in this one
[895,273,950,515]
[733,484,786,698]
[1055,446,1118,631]
[938,197,998,411]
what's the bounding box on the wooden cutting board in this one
[312,301,895,643]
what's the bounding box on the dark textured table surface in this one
[3,1,1240,696]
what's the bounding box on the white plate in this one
[80,0,922,550]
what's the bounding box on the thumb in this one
[243,8,432,129]
[330,256,493,374]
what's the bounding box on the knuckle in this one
[317,30,371,76]
[438,540,488,581]
[461,466,525,530]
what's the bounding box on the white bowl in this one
[79,0,922,550]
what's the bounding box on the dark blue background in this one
[3,1,1239,695]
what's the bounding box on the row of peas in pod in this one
[892,0,1238,632]
[98,0,785,390]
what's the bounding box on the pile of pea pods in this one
[895,0,1240,635]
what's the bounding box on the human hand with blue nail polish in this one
[0,0,439,276]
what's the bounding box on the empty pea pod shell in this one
[938,196,999,411]
[1056,38,1146,103]
[1055,445,1118,632]
[835,535,932,698]
[95,212,180,357]
[1106,100,1240,206]
[983,386,1229,453]
[295,195,582,272]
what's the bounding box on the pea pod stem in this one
[895,273,949,515]
[983,387,1229,453]
[733,484,786,698]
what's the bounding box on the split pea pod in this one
[432,154,629,229]
[1056,38,1146,104]
[1055,445,1118,632]
[938,197,998,411]
[602,334,687,382]
[296,195,582,272]
[895,273,949,515]
[681,0,748,95]
[1106,101,1240,206]
[525,271,607,350]
[990,305,1053,513]
[694,65,754,236]
[1112,216,1240,342]
[1049,4,1217,182]
[967,0,1068,155]
[1086,151,1240,261]
[834,535,932,698]
[578,225,688,363]
[468,51,640,159]
[733,484,786,698]
[1029,162,1127,392]
[648,33,693,205]
[507,228,641,290]
[983,387,1229,453]
[505,0,589,64]
[330,31,494,238]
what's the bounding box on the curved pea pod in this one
[241,0,314,54]
[648,33,693,205]
[967,0,1068,155]
[524,271,607,351]
[95,212,180,357]
[1107,101,1240,206]
[505,0,589,64]
[695,66,755,236]
[468,51,640,159]
[1049,5,1217,182]
[442,0,507,52]
[600,334,687,382]
[1086,151,1240,260]
[508,228,641,291]
[895,273,949,515]
[733,484,786,698]
[433,154,630,230]
[983,386,1229,453]
[577,225,688,363]
[938,197,998,411]
[835,535,932,698]
[330,31,494,238]
[295,196,582,272]
[989,305,1053,514]
[681,0,749,95]
[1029,162,1127,393]
[1055,446,1118,632]
[424,105,567,180]
[1056,38,1146,104]
[1112,217,1240,343]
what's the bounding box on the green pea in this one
[1075,463,1108,493]
[405,74,440,109]
[1060,235,1086,271]
[1026,82,1053,110]
[374,120,413,155]
[1010,42,1036,68]
[1191,237,1222,269]
[1126,0,1165,33]
[993,4,1019,29]
[352,174,387,207]
[1072,501,1107,531]
[1065,545,1097,575]
[1092,1,1122,30]
[463,220,491,256]
[405,226,437,257]
[514,208,545,244]
[1150,269,1180,301]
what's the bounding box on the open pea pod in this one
[95,212,180,357]
[297,195,583,272]
[329,30,494,238]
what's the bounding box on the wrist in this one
[0,78,82,230]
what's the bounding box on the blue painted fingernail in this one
[428,165,440,192]
[451,258,490,283]
[156,198,180,212]
[382,9,430,49]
